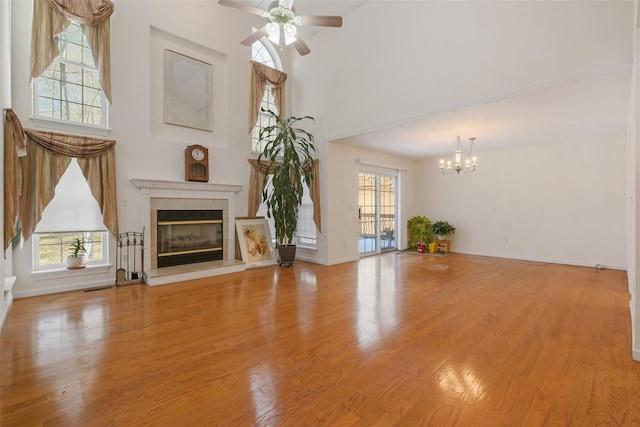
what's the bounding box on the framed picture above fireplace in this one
[164,49,213,131]
[236,218,277,267]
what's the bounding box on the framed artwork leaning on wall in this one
[236,218,277,267]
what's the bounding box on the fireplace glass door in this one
[157,210,223,268]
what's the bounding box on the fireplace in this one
[132,179,245,285]
[157,209,223,268]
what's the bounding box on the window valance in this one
[30,0,114,103]
[250,61,287,133]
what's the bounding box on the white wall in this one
[320,142,417,265]
[420,133,627,269]
[289,0,630,270]
[630,6,640,361]
[8,0,277,296]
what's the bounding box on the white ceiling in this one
[333,68,631,158]
[230,0,633,159]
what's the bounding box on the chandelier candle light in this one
[439,134,478,175]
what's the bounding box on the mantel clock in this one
[185,144,209,182]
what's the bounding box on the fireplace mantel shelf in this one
[132,179,242,194]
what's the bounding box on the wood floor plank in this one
[2,253,640,425]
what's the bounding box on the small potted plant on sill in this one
[66,237,87,269]
[430,220,456,241]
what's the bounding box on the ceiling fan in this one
[219,0,343,56]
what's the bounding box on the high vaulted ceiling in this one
[233,1,634,159]
[283,0,634,159]
[333,68,631,158]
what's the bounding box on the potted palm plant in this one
[257,109,316,266]
[66,237,87,269]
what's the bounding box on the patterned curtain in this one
[3,109,118,248]
[247,158,322,232]
[3,109,27,250]
[249,61,287,133]
[30,0,114,103]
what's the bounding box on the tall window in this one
[33,21,107,129]
[31,22,110,271]
[251,40,316,249]
[251,40,281,152]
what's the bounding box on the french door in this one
[358,172,397,255]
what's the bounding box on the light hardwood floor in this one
[1,253,639,426]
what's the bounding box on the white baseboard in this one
[0,297,13,331]
[13,278,116,298]
[325,256,359,266]
[453,250,627,271]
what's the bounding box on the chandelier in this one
[439,134,478,175]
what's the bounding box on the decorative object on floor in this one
[429,220,456,241]
[428,242,437,253]
[185,144,209,182]
[66,237,87,269]
[236,218,278,267]
[436,240,451,254]
[164,49,213,131]
[116,229,145,286]
[257,109,316,267]
[407,216,433,251]
[219,0,343,56]
[430,220,455,254]
[439,134,478,174]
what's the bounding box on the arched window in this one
[251,40,281,152]
[251,41,316,249]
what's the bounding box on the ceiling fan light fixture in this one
[284,23,297,45]
[266,22,280,44]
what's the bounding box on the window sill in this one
[31,264,112,281]
[29,116,111,137]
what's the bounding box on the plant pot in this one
[428,242,436,253]
[278,245,297,266]
[66,255,86,269]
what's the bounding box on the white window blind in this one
[34,158,107,233]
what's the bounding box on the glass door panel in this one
[359,173,396,255]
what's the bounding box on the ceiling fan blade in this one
[292,39,311,56]
[241,27,268,46]
[296,15,343,27]
[218,0,269,18]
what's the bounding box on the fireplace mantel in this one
[132,179,242,194]
[132,179,245,285]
